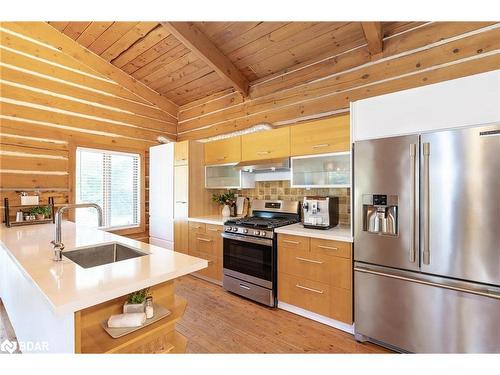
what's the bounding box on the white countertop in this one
[275,223,353,242]
[188,215,242,226]
[0,221,207,314]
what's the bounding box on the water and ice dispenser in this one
[362,194,398,236]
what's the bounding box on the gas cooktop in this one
[225,216,299,229]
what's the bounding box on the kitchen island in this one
[0,221,207,353]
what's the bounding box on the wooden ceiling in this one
[47,21,424,106]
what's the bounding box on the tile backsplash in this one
[238,180,351,226]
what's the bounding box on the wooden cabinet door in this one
[174,165,188,218]
[241,127,290,161]
[174,219,189,254]
[205,137,241,165]
[174,141,189,166]
[290,115,350,156]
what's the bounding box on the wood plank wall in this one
[177,22,500,140]
[0,23,176,241]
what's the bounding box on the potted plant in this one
[123,288,150,313]
[212,191,236,217]
[29,205,51,220]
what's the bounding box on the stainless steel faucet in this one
[51,203,103,261]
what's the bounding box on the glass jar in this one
[145,296,154,319]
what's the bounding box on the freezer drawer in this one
[354,265,500,353]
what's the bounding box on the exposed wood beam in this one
[361,22,383,57]
[0,22,179,121]
[161,22,249,96]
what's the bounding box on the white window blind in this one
[76,147,140,230]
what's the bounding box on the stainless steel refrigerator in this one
[353,124,500,353]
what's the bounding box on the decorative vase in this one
[123,301,146,314]
[35,214,45,220]
[222,204,231,217]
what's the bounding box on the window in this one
[76,147,140,230]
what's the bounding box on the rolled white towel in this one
[108,313,146,328]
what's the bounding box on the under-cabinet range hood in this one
[235,157,290,172]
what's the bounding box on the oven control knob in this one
[232,227,238,232]
[254,231,260,236]
[243,229,248,233]
[260,232,267,237]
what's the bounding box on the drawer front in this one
[278,273,331,317]
[330,287,352,324]
[331,256,352,290]
[278,244,330,285]
[205,137,241,165]
[191,250,222,281]
[241,127,290,161]
[189,234,216,257]
[310,238,352,259]
[278,234,309,252]
[189,221,206,234]
[290,115,350,156]
[206,224,223,258]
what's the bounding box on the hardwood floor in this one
[0,299,20,354]
[0,276,390,354]
[175,275,390,353]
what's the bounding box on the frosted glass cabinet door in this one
[205,164,241,188]
[291,152,350,187]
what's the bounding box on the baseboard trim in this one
[191,273,223,286]
[278,301,354,334]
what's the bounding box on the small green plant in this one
[211,191,236,206]
[29,205,51,217]
[127,288,150,304]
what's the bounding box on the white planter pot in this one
[123,301,145,314]
[222,205,231,217]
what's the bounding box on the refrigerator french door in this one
[354,124,500,353]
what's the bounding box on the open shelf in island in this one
[74,280,188,354]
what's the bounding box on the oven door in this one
[222,232,273,288]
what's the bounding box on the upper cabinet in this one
[290,115,350,156]
[174,140,189,166]
[241,127,290,161]
[204,137,241,165]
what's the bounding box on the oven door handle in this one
[221,232,273,246]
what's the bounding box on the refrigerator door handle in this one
[409,143,417,263]
[423,142,431,265]
[354,266,500,300]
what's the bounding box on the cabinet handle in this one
[216,156,226,161]
[282,239,300,245]
[295,257,323,264]
[295,284,324,294]
[207,228,221,232]
[317,245,338,251]
[191,225,201,229]
[256,151,271,155]
[239,284,251,290]
[176,201,187,204]
[312,143,330,149]
[197,237,213,242]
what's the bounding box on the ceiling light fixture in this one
[156,136,171,144]
[198,123,273,143]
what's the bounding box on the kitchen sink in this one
[63,242,147,269]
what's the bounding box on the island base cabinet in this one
[74,280,188,354]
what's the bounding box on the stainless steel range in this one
[222,200,300,306]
